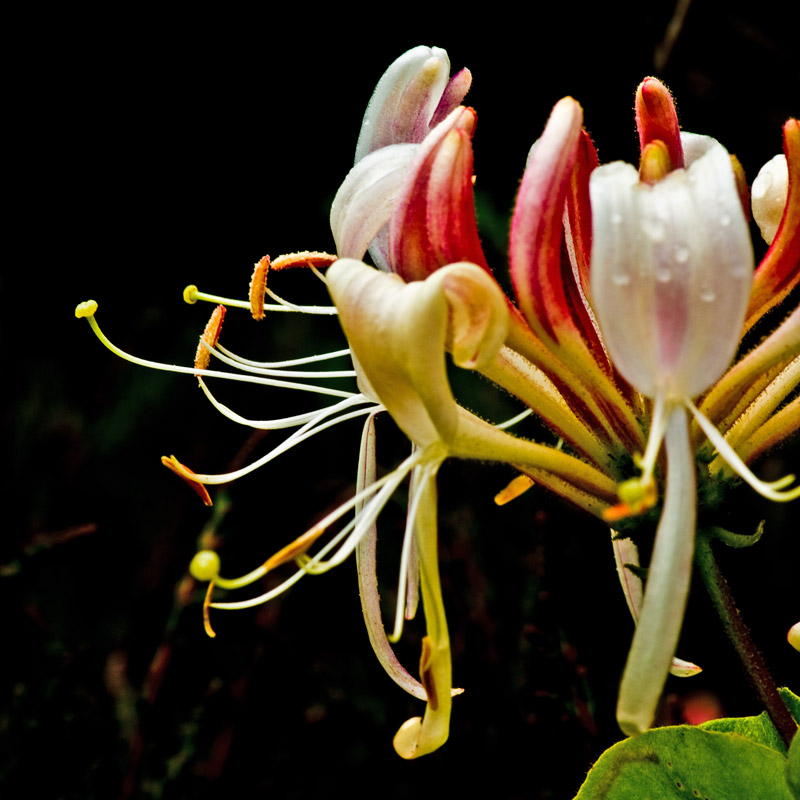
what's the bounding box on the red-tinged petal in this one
[745,118,800,333]
[430,67,472,128]
[510,97,583,344]
[389,107,489,281]
[635,77,684,170]
[563,129,609,369]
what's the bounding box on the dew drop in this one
[699,288,716,302]
[656,267,672,283]
[642,218,666,241]
[719,214,732,227]
[612,272,631,286]
[674,246,690,263]
[611,212,623,225]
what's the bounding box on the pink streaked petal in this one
[389,106,489,281]
[563,129,609,369]
[635,77,684,170]
[355,46,454,162]
[510,97,583,344]
[330,143,418,264]
[430,67,472,128]
[745,118,800,333]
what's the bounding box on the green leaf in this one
[787,732,800,799]
[701,710,787,754]
[780,688,800,725]
[574,726,793,800]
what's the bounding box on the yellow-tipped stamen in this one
[75,303,354,398]
[494,474,535,506]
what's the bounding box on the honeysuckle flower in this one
[76,47,799,759]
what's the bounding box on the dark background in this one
[5,2,799,798]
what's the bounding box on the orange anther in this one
[194,305,226,371]
[261,524,327,574]
[249,256,270,320]
[161,455,213,506]
[202,580,217,638]
[494,474,535,506]
[270,251,338,271]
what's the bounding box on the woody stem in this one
[694,532,796,748]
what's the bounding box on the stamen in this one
[494,407,533,430]
[161,456,213,506]
[494,474,535,505]
[249,256,270,320]
[270,251,338,271]
[206,451,424,610]
[172,405,380,486]
[195,305,226,371]
[75,304,354,398]
[197,381,378,431]
[216,343,352,370]
[202,580,217,638]
[686,399,800,501]
[203,342,356,379]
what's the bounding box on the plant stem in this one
[694,532,796,748]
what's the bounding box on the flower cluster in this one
[77,46,799,758]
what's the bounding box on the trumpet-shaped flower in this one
[76,47,799,758]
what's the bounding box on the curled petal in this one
[590,137,754,399]
[355,46,467,161]
[326,258,509,447]
[331,143,418,264]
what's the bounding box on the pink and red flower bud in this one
[635,77,684,171]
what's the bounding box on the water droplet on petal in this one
[611,212,623,225]
[719,214,731,227]
[699,288,716,302]
[674,246,690,263]
[641,218,666,241]
[656,267,672,283]
[612,272,631,286]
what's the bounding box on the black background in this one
[4,2,799,798]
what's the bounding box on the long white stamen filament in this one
[639,393,668,484]
[686,399,800,501]
[212,450,424,606]
[190,287,338,315]
[82,314,353,398]
[206,342,356,379]
[198,381,379,430]
[216,343,352,369]
[494,407,534,430]
[389,461,432,642]
[187,406,381,484]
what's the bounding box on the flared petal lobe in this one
[326,259,509,448]
[589,136,754,399]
